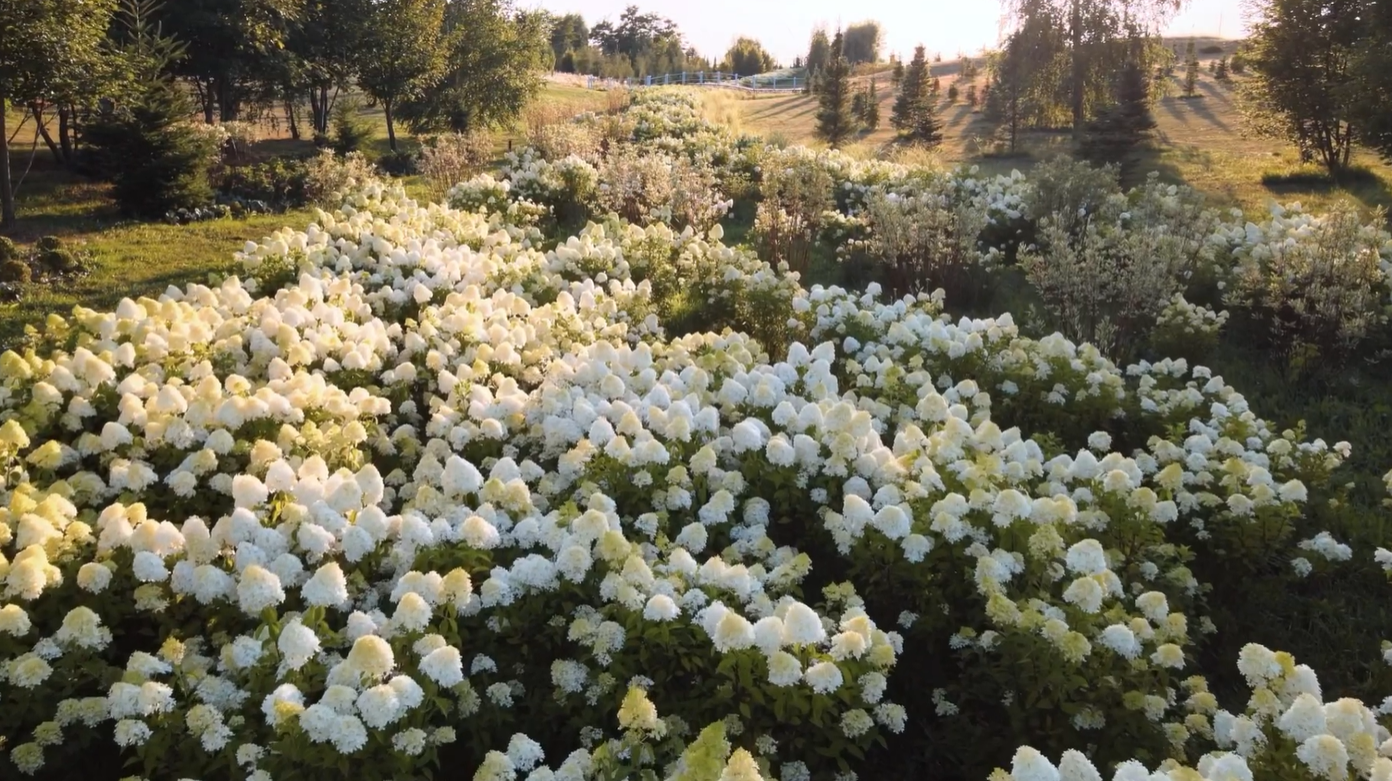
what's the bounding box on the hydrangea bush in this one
[3,90,1392,781]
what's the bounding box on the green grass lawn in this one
[0,82,611,348]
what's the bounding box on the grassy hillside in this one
[732,42,1392,218]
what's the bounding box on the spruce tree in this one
[911,91,944,146]
[86,79,218,219]
[863,80,881,130]
[892,45,929,133]
[947,83,959,103]
[891,59,904,88]
[1183,56,1200,97]
[1080,60,1157,180]
[1215,56,1229,81]
[890,45,941,146]
[815,31,858,148]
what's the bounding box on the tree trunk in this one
[323,86,336,134]
[198,79,216,124]
[384,100,397,152]
[1010,92,1019,153]
[216,75,239,122]
[58,104,74,164]
[309,87,325,136]
[1071,0,1086,133]
[29,103,62,164]
[1,94,15,228]
[285,99,300,140]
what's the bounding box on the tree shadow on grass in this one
[1158,97,1192,127]
[1,155,121,242]
[1134,141,1204,191]
[1260,165,1392,214]
[1181,94,1233,133]
[1198,79,1235,105]
[746,95,809,122]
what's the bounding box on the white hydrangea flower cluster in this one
[1000,645,1392,781]
[0,89,1379,781]
[1154,294,1229,341]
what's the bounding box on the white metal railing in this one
[582,71,805,92]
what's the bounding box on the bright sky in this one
[527,0,1249,66]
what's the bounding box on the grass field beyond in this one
[728,43,1392,219]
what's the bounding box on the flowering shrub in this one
[1022,156,1123,234]
[526,122,602,164]
[842,182,995,301]
[418,132,495,195]
[1221,201,1391,370]
[184,122,232,170]
[12,86,1392,781]
[1,163,1376,781]
[302,150,379,206]
[1152,294,1230,362]
[218,121,260,163]
[501,150,600,223]
[1019,175,1219,359]
[595,149,733,232]
[1000,644,1391,781]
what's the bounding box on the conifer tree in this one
[863,79,880,130]
[892,45,929,132]
[891,45,941,146]
[815,30,857,148]
[84,4,218,219]
[86,80,218,218]
[1080,59,1156,180]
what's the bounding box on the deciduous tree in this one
[1001,0,1183,131]
[548,12,589,67]
[0,0,117,225]
[724,37,775,77]
[842,21,883,65]
[1242,0,1362,173]
[399,0,546,135]
[156,0,303,122]
[357,0,448,151]
[286,0,369,136]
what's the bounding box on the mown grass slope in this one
[732,39,1392,218]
